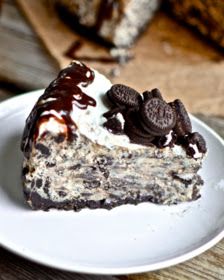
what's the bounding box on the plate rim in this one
[0,90,224,275]
[1,229,224,275]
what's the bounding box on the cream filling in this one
[163,130,173,146]
[189,143,203,159]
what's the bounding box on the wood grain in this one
[0,0,58,90]
[0,1,224,280]
[122,237,224,280]
[0,247,117,280]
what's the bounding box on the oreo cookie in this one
[185,132,207,157]
[170,99,192,137]
[140,98,176,136]
[107,84,142,108]
[143,88,163,101]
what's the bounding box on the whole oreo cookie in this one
[107,84,142,108]
[170,99,192,137]
[140,98,176,136]
[185,132,207,157]
[143,88,163,101]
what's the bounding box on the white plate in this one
[0,90,224,275]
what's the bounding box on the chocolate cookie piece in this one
[103,107,124,119]
[143,88,163,101]
[154,131,177,148]
[185,132,207,157]
[126,130,155,146]
[103,116,123,135]
[107,84,142,108]
[140,98,176,136]
[170,99,192,137]
[124,110,154,139]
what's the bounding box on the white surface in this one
[0,90,224,275]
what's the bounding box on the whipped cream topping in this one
[25,61,204,159]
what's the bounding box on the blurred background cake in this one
[55,0,161,47]
[54,0,224,49]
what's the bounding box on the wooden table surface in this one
[0,1,224,279]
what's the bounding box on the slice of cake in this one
[55,0,161,47]
[21,61,207,211]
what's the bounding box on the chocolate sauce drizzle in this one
[64,40,83,59]
[64,40,117,63]
[21,62,96,157]
[95,0,119,32]
[60,1,127,64]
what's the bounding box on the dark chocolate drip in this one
[76,56,117,63]
[94,0,124,34]
[21,62,95,157]
[95,0,116,32]
[64,40,117,63]
[64,40,83,59]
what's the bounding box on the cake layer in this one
[23,133,203,211]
